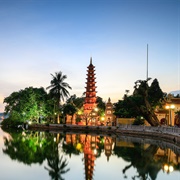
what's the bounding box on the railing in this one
[117,124,180,136]
[50,124,180,135]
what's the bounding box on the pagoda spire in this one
[90,57,92,65]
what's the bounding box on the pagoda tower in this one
[104,136,114,161]
[105,98,115,126]
[83,135,96,180]
[83,58,97,114]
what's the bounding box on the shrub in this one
[133,116,145,125]
[1,118,24,129]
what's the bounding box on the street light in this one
[163,164,174,173]
[101,116,105,126]
[90,108,99,126]
[165,104,175,126]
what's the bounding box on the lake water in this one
[0,127,180,180]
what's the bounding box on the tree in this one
[148,78,164,107]
[96,96,106,116]
[45,144,70,180]
[66,94,84,109]
[114,99,139,118]
[174,111,180,127]
[3,87,49,126]
[63,103,77,124]
[3,131,47,165]
[113,143,161,180]
[46,72,72,124]
[114,79,164,126]
[133,79,163,126]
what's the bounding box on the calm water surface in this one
[0,127,180,180]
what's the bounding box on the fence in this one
[117,124,180,137]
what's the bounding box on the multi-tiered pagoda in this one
[83,58,97,114]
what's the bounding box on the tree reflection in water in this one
[127,145,160,180]
[114,142,170,180]
[2,130,70,180]
[44,133,70,180]
[2,129,180,180]
[45,151,70,180]
[3,131,47,164]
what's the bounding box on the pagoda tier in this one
[83,58,97,114]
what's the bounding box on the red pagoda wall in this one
[83,58,97,114]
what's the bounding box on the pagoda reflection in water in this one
[65,133,115,180]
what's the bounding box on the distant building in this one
[105,98,115,126]
[155,94,180,126]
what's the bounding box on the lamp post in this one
[163,149,174,174]
[165,104,175,126]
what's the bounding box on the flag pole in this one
[147,44,148,80]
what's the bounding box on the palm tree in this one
[45,141,70,180]
[45,154,70,180]
[47,71,72,123]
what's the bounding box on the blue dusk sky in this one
[0,0,180,112]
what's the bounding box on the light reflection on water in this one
[0,127,180,180]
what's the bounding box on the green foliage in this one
[76,116,82,123]
[3,87,51,124]
[1,118,23,128]
[66,94,84,109]
[46,72,71,102]
[2,129,70,180]
[132,116,145,125]
[114,78,164,126]
[148,79,165,107]
[96,96,106,116]
[3,131,48,164]
[114,97,142,118]
[63,103,77,116]
[96,96,105,111]
[46,71,72,123]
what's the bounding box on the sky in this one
[0,0,180,112]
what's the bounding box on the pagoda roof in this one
[88,57,95,67]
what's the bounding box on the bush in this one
[1,118,24,128]
[133,116,145,125]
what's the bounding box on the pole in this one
[169,109,171,126]
[147,44,148,80]
[170,109,172,126]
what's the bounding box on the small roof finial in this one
[90,57,92,64]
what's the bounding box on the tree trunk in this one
[143,88,160,126]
